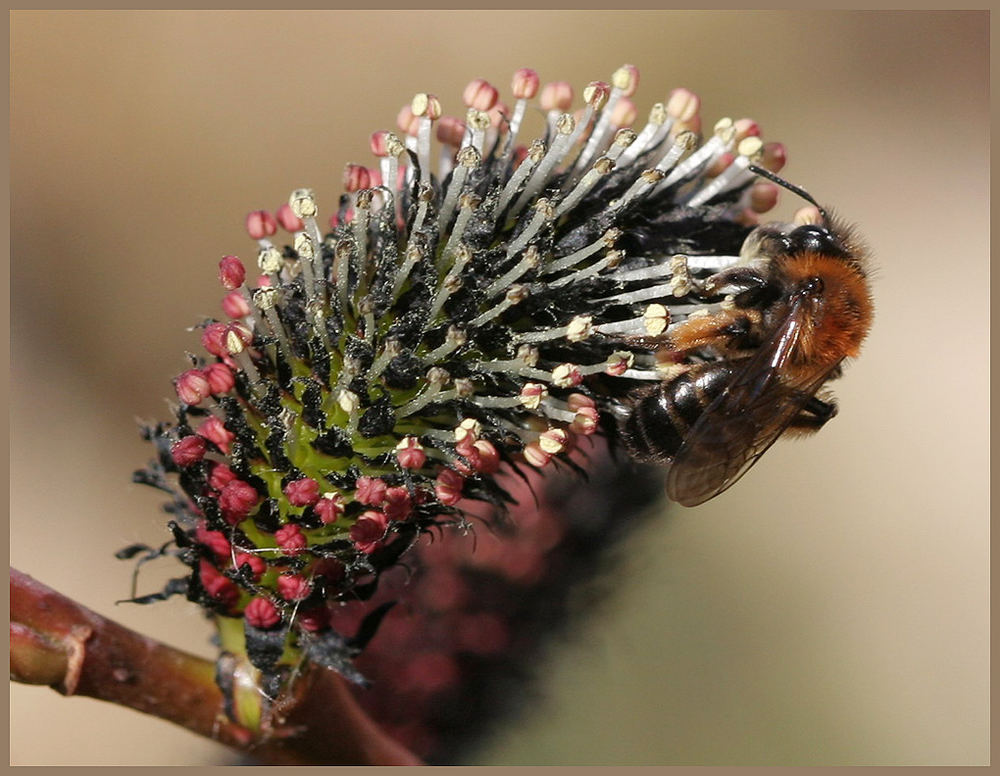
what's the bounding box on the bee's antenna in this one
[748,164,828,223]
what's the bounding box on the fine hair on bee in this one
[617,167,874,507]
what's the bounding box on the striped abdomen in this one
[619,361,738,464]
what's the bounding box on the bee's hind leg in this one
[785,396,838,436]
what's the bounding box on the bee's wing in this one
[666,299,841,507]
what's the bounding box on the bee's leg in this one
[786,396,838,434]
[668,309,761,354]
[702,266,770,296]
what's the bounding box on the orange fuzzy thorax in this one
[779,253,873,367]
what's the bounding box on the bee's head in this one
[787,224,851,259]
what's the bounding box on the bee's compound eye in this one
[788,225,846,257]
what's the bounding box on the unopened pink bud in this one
[511,68,540,100]
[473,439,501,474]
[218,255,246,290]
[244,596,280,629]
[201,322,229,358]
[171,435,207,467]
[350,510,389,553]
[610,97,637,128]
[175,369,211,406]
[583,81,610,109]
[383,487,413,521]
[221,290,251,319]
[666,87,700,122]
[274,523,307,552]
[523,442,551,468]
[395,437,426,470]
[434,468,465,506]
[488,102,509,129]
[762,142,786,173]
[196,525,231,558]
[198,416,235,453]
[233,552,266,580]
[343,163,371,193]
[355,476,387,505]
[208,462,237,491]
[436,116,467,147]
[540,81,573,112]
[571,406,600,436]
[218,480,259,523]
[463,78,498,112]
[315,493,345,524]
[246,210,277,240]
[538,428,569,455]
[200,560,239,605]
[284,477,320,507]
[277,573,312,601]
[275,203,304,232]
[566,393,596,412]
[203,362,235,395]
[370,130,390,157]
[397,104,419,136]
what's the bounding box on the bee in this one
[618,166,874,507]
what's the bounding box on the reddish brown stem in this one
[9,568,421,765]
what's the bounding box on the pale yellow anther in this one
[582,81,609,109]
[534,198,554,220]
[611,64,638,93]
[517,344,539,366]
[337,390,360,413]
[289,188,318,219]
[225,330,247,354]
[612,129,637,148]
[459,193,481,210]
[426,367,450,385]
[505,284,529,303]
[713,117,735,143]
[455,417,482,442]
[552,364,581,388]
[465,108,491,131]
[644,303,670,336]
[648,102,667,125]
[395,436,423,453]
[519,383,548,409]
[384,132,406,157]
[640,169,665,185]
[539,428,569,454]
[555,114,576,135]
[446,326,467,346]
[294,232,315,259]
[676,131,698,151]
[593,157,615,175]
[257,245,284,274]
[411,93,441,119]
[566,315,593,343]
[457,146,481,169]
[253,287,279,310]
[737,136,764,160]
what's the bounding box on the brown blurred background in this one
[10,11,988,765]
